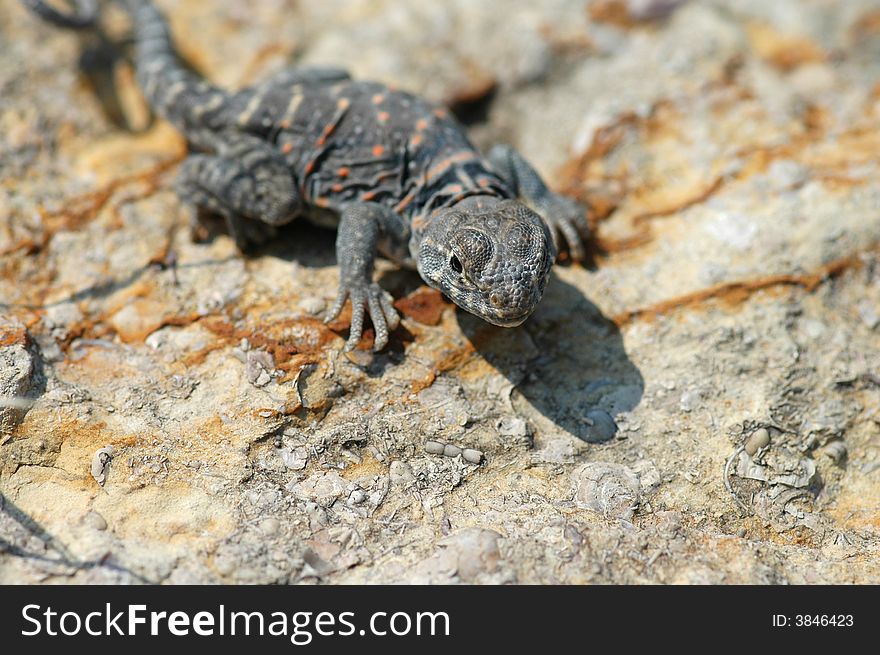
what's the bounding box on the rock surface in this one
[1,0,879,583]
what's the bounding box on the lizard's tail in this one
[19,0,98,29]
[21,0,231,133]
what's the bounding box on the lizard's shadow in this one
[456,272,644,443]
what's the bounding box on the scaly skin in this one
[22,0,591,351]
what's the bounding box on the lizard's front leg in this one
[176,131,302,251]
[489,144,590,262]
[325,203,406,351]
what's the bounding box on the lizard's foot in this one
[325,280,400,352]
[185,205,276,251]
[539,194,591,263]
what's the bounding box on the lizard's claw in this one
[326,280,399,351]
[542,195,591,263]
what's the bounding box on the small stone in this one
[348,489,366,505]
[367,445,386,463]
[744,428,770,456]
[496,416,530,438]
[214,557,236,576]
[109,298,166,343]
[260,517,281,535]
[820,440,847,464]
[656,511,682,537]
[436,528,502,582]
[424,440,445,455]
[90,445,115,486]
[298,297,326,315]
[631,459,661,492]
[343,349,374,367]
[389,460,415,486]
[462,448,483,464]
[443,444,462,457]
[571,462,640,520]
[857,300,879,330]
[287,471,347,506]
[83,510,107,531]
[578,410,618,443]
[679,389,702,412]
[802,319,826,339]
[564,524,583,546]
[245,350,275,387]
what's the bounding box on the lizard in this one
[21,0,592,352]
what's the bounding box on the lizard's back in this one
[227,79,511,231]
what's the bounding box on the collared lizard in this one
[21,0,591,351]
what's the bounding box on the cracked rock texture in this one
[2,0,879,584]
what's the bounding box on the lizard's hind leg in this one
[176,133,302,251]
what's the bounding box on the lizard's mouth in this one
[481,311,530,328]
[441,274,544,328]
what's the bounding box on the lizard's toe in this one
[368,292,389,351]
[380,291,400,331]
[345,287,367,351]
[331,282,396,351]
[368,285,399,351]
[546,196,590,263]
[556,215,586,262]
[325,286,349,324]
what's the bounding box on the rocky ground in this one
[1,0,879,584]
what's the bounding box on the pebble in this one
[443,444,462,457]
[287,471,348,506]
[436,528,502,582]
[631,459,661,492]
[571,462,641,520]
[389,460,415,486]
[214,557,236,576]
[496,416,530,438]
[348,489,366,505]
[90,445,115,486]
[260,517,281,535]
[857,300,879,329]
[367,445,386,463]
[462,448,483,464]
[245,350,275,387]
[83,510,107,531]
[298,297,326,315]
[821,440,847,464]
[578,410,618,443]
[343,349,374,367]
[679,389,702,412]
[424,440,445,455]
[744,428,770,456]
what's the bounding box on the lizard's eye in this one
[449,254,463,274]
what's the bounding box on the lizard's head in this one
[417,200,555,327]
